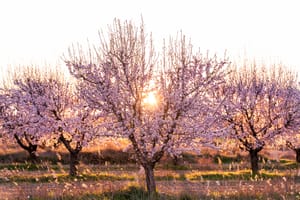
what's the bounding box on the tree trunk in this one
[249,149,259,175]
[58,134,82,177]
[27,144,38,162]
[143,164,156,197]
[69,151,79,176]
[172,154,180,166]
[295,148,300,163]
[14,134,38,163]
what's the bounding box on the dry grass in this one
[1,178,299,199]
[1,161,300,199]
[1,139,300,199]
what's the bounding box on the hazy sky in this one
[0,0,299,78]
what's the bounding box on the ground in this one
[0,139,299,199]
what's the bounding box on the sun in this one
[143,91,157,106]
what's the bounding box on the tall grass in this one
[26,185,300,200]
[1,144,299,199]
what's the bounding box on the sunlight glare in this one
[143,92,157,107]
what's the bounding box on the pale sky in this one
[0,0,299,79]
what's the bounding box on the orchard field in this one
[1,139,300,200]
[2,19,300,199]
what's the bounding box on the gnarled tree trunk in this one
[295,148,300,163]
[286,141,300,163]
[249,148,261,175]
[27,145,38,162]
[143,163,156,197]
[171,154,180,166]
[59,135,82,176]
[69,151,80,176]
[14,134,38,163]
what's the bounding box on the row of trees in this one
[1,19,300,195]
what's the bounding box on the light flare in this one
[143,91,158,107]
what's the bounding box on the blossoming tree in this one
[216,64,298,174]
[65,19,227,194]
[0,67,99,175]
[275,86,300,162]
[42,79,99,176]
[0,68,51,162]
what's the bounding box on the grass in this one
[0,148,136,165]
[0,168,293,184]
[1,148,298,171]
[28,186,172,200]
[185,169,286,181]
[280,159,299,168]
[1,146,300,199]
[26,185,300,200]
[0,172,136,183]
[0,162,61,171]
[213,154,243,164]
[160,164,190,170]
[99,186,166,200]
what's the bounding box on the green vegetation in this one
[26,186,299,200]
[0,149,135,165]
[185,169,286,181]
[0,148,299,199]
[28,186,171,200]
[213,154,243,164]
[280,159,299,167]
[161,164,190,170]
[0,167,295,184]
[0,173,135,183]
[0,163,60,171]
